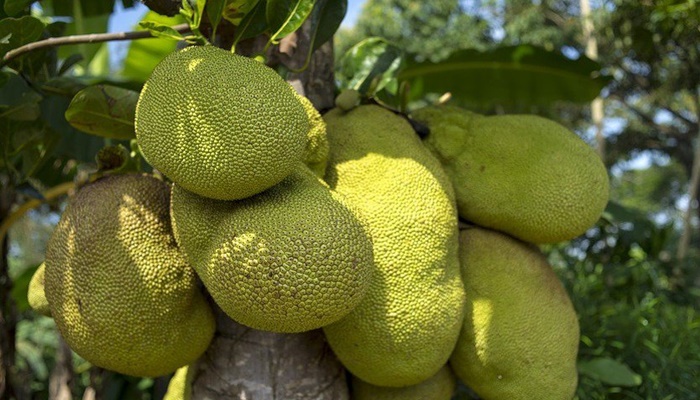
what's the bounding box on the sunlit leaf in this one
[64,85,138,140]
[222,0,261,25]
[139,20,186,41]
[399,45,611,107]
[266,0,314,43]
[121,12,185,83]
[578,357,643,387]
[337,37,404,96]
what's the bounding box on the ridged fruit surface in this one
[322,105,465,387]
[44,174,215,377]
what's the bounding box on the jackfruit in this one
[170,165,373,333]
[351,365,456,400]
[322,105,465,387]
[451,226,579,400]
[411,105,609,244]
[296,93,329,177]
[44,174,215,377]
[163,364,195,400]
[28,263,50,317]
[135,45,309,200]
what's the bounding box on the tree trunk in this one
[580,0,605,158]
[190,24,349,400]
[0,182,17,400]
[49,337,74,400]
[676,90,700,264]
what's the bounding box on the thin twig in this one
[2,23,191,66]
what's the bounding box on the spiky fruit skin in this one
[295,93,330,177]
[351,365,456,400]
[452,227,579,400]
[44,174,215,378]
[135,45,308,200]
[28,263,50,317]
[170,165,374,333]
[412,105,609,244]
[322,105,466,387]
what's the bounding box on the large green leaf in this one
[308,0,345,52]
[205,0,227,35]
[4,0,36,16]
[64,85,138,140]
[266,0,314,43]
[231,0,268,47]
[120,12,185,83]
[222,0,260,25]
[0,73,42,121]
[0,15,44,58]
[578,357,643,387]
[42,94,106,163]
[337,37,404,96]
[51,0,115,17]
[398,45,610,107]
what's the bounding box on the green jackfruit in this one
[412,105,609,244]
[296,93,330,177]
[352,365,456,400]
[28,263,50,317]
[135,45,309,200]
[44,174,215,377]
[451,227,579,400]
[322,105,465,387]
[171,165,373,333]
[163,364,195,400]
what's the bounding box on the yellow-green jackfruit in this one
[296,93,330,177]
[44,174,215,377]
[352,365,456,400]
[163,364,195,400]
[135,45,309,200]
[411,105,609,244]
[451,227,579,400]
[170,165,373,333]
[322,105,466,387]
[28,263,50,317]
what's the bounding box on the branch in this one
[1,23,191,67]
[0,181,74,245]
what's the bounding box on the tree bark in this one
[676,89,700,264]
[0,180,17,400]
[49,337,74,400]
[190,23,348,400]
[580,0,605,158]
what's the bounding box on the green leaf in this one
[52,0,115,17]
[266,0,314,43]
[398,45,611,108]
[10,263,38,312]
[222,0,260,25]
[121,12,185,83]
[0,15,44,57]
[231,0,268,47]
[64,85,138,140]
[309,0,345,52]
[0,73,42,121]
[578,357,643,387]
[4,0,36,16]
[338,37,404,96]
[206,0,227,35]
[42,94,107,163]
[139,20,186,41]
[57,13,110,69]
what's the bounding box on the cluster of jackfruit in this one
[30,45,609,400]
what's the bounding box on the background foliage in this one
[1,0,698,399]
